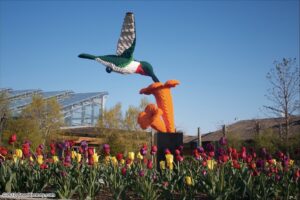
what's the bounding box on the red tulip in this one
[147,160,153,169]
[176,155,184,162]
[165,149,171,154]
[142,144,148,150]
[40,164,48,170]
[0,147,8,156]
[227,147,233,154]
[50,149,56,156]
[246,155,252,163]
[249,162,256,170]
[294,169,300,179]
[22,145,30,157]
[232,148,237,154]
[79,146,84,154]
[116,153,123,161]
[151,145,158,155]
[143,157,148,165]
[88,156,94,165]
[175,149,181,156]
[251,170,260,176]
[9,134,17,144]
[220,155,229,163]
[121,167,127,176]
[232,152,239,160]
[63,162,72,167]
[36,147,43,155]
[88,147,94,156]
[232,160,241,169]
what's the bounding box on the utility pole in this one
[222,125,226,136]
[197,127,201,147]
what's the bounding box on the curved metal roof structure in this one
[1,88,108,126]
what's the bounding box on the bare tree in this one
[264,58,299,144]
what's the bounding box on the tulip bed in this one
[0,135,300,200]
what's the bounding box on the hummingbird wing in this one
[116,12,136,59]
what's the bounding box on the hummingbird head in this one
[138,61,160,82]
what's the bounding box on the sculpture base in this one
[155,132,183,169]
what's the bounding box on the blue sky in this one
[0,1,299,135]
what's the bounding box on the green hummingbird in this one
[78,12,159,82]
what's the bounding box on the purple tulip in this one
[64,141,71,149]
[139,170,145,177]
[197,147,204,153]
[103,144,110,150]
[205,143,214,152]
[217,148,225,156]
[65,155,71,163]
[140,148,147,156]
[219,137,227,146]
[282,157,289,168]
[80,140,88,151]
[260,148,267,157]
[256,159,265,169]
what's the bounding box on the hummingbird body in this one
[78,12,159,82]
[95,57,140,74]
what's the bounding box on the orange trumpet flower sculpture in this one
[138,104,166,132]
[138,80,180,133]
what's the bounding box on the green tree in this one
[97,98,151,153]
[253,129,281,154]
[98,102,123,129]
[0,91,11,144]
[264,58,299,152]
[226,132,242,149]
[123,97,150,131]
[3,118,42,150]
[19,95,63,145]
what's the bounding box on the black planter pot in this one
[155,132,183,169]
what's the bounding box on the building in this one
[183,116,300,153]
[1,88,108,126]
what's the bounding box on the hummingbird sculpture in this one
[78,12,159,82]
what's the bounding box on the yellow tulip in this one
[76,154,82,163]
[37,155,43,165]
[15,149,23,158]
[207,159,216,170]
[128,152,135,160]
[137,152,143,160]
[104,155,110,164]
[71,151,77,159]
[111,156,118,165]
[120,159,125,165]
[169,162,174,170]
[160,161,166,170]
[13,155,18,163]
[289,159,294,166]
[29,156,34,162]
[185,176,192,186]
[165,154,173,166]
[52,156,59,163]
[93,153,99,164]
